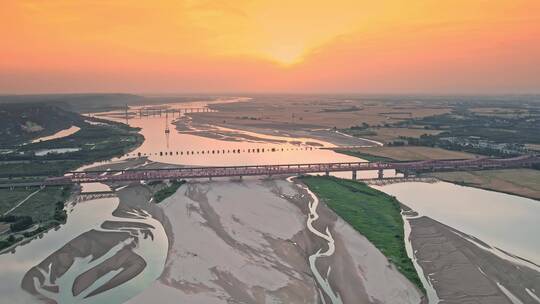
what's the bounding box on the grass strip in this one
[300,175,423,292]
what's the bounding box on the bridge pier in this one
[377,169,384,179]
[352,170,357,180]
[325,171,329,176]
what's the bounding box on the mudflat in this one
[408,216,540,304]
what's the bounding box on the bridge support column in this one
[325,171,329,176]
[378,169,384,179]
[352,170,357,180]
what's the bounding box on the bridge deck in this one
[39,155,539,185]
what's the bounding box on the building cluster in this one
[440,136,528,155]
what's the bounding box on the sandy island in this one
[127,178,424,304]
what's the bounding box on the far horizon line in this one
[1,91,539,98]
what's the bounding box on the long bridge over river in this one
[40,155,540,186]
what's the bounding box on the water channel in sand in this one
[292,177,343,304]
[0,192,168,304]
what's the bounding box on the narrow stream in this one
[292,177,343,304]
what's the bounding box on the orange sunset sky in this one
[1,0,539,94]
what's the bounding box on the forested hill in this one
[0,93,220,113]
[0,103,84,147]
[0,93,144,113]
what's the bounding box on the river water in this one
[0,194,168,304]
[373,182,540,265]
[1,96,539,303]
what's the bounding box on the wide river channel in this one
[0,97,538,303]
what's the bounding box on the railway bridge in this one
[42,155,540,185]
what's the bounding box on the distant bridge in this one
[40,155,539,186]
[136,107,214,117]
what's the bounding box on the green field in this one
[6,186,70,222]
[0,187,41,215]
[300,176,423,292]
[0,185,71,250]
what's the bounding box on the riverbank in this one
[427,169,540,201]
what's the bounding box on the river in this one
[1,96,538,303]
[373,182,540,265]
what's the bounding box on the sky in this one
[1,0,539,94]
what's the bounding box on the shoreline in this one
[425,175,540,202]
[406,215,540,303]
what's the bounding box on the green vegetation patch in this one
[0,161,79,179]
[339,128,377,137]
[0,185,71,251]
[153,180,186,203]
[5,186,71,223]
[0,120,143,178]
[0,187,41,215]
[300,176,423,292]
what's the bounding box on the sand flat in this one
[409,216,540,304]
[128,178,425,304]
[128,180,318,303]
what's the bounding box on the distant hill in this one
[0,93,224,113]
[0,103,85,147]
[0,93,146,113]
